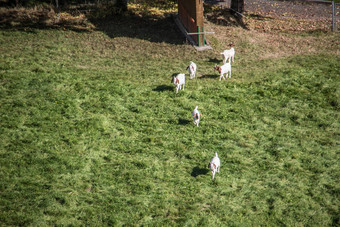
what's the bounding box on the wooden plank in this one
[173,14,212,51]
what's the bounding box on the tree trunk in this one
[230,0,244,13]
[117,0,127,11]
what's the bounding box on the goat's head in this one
[214,65,221,73]
[173,77,179,85]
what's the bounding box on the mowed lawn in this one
[0,6,339,226]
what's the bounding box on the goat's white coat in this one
[173,73,185,93]
[214,63,231,80]
[209,152,221,180]
[192,106,201,127]
[187,61,197,79]
[221,47,235,64]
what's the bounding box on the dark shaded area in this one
[199,74,218,80]
[0,7,92,32]
[191,166,209,177]
[178,118,191,125]
[153,85,173,92]
[204,4,247,29]
[0,2,185,45]
[89,12,185,45]
[208,57,222,64]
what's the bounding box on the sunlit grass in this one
[0,8,339,226]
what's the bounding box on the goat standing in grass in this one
[172,73,185,93]
[214,62,231,80]
[192,106,202,127]
[208,152,221,180]
[221,43,235,64]
[187,61,197,79]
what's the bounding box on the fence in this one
[332,1,339,32]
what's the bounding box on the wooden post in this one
[332,1,337,32]
[56,0,59,22]
[178,0,205,46]
[231,0,244,13]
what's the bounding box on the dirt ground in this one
[206,0,339,20]
[205,0,340,32]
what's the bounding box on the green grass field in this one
[0,4,339,226]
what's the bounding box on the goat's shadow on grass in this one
[191,166,209,178]
[178,118,191,125]
[199,74,218,80]
[153,85,173,92]
[209,58,221,64]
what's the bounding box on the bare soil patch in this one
[205,0,340,32]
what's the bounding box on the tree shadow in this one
[0,7,93,33]
[191,166,209,177]
[89,12,185,45]
[204,4,248,29]
[0,5,186,45]
[153,85,173,92]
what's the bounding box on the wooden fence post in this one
[332,1,337,32]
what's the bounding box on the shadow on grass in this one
[178,118,191,125]
[191,166,209,177]
[0,5,185,45]
[209,58,222,64]
[0,7,93,33]
[89,13,185,45]
[153,85,173,92]
[204,4,248,29]
[199,74,218,80]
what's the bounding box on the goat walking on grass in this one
[221,43,235,64]
[187,61,197,79]
[208,152,221,180]
[172,73,185,93]
[214,62,231,81]
[192,106,202,127]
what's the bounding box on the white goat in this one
[214,62,231,80]
[187,61,197,79]
[208,152,221,180]
[172,73,185,93]
[221,43,235,64]
[192,106,202,127]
